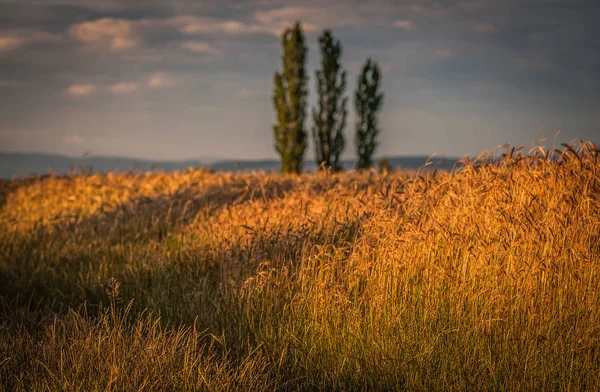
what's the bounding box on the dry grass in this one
[1,141,599,391]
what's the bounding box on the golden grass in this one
[1,141,599,391]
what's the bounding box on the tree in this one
[272,22,308,174]
[355,59,384,170]
[312,30,347,172]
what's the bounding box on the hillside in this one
[0,151,461,179]
[0,151,215,179]
[1,142,599,391]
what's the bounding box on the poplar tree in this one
[312,30,347,171]
[272,22,308,174]
[355,59,384,170]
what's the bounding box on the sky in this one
[0,0,598,161]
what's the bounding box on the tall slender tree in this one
[312,30,347,172]
[272,22,308,174]
[355,59,384,170]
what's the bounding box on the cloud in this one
[252,5,375,35]
[0,80,31,87]
[147,72,177,88]
[28,0,140,12]
[180,40,218,54]
[66,84,96,96]
[0,36,25,52]
[470,22,496,33]
[380,63,393,73]
[62,134,84,145]
[69,18,137,51]
[237,88,263,98]
[433,48,457,59]
[169,16,265,35]
[393,20,416,31]
[252,7,321,35]
[169,5,375,39]
[107,82,138,94]
[0,28,62,53]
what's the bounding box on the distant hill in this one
[0,151,464,179]
[0,152,213,179]
[211,156,463,173]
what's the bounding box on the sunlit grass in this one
[1,141,599,391]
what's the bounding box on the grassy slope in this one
[1,142,599,391]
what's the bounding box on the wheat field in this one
[1,142,599,391]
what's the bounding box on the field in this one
[1,142,599,391]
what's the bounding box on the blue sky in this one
[0,0,598,161]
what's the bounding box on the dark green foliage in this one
[355,59,384,170]
[378,156,391,173]
[312,30,348,172]
[272,22,309,174]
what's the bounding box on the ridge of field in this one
[1,142,599,391]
